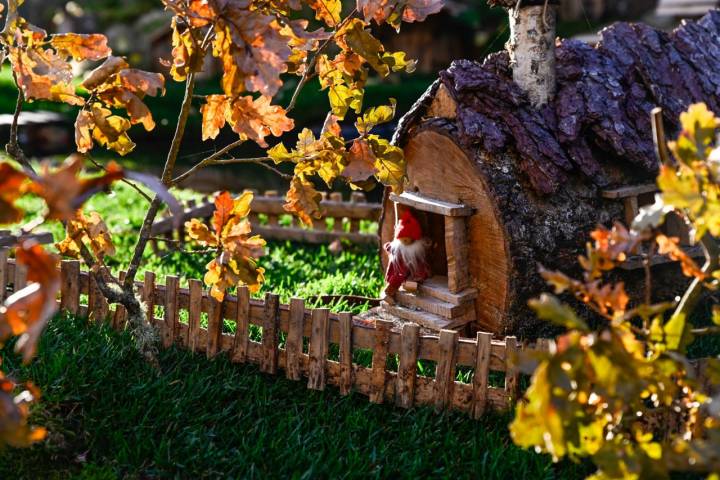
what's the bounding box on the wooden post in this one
[504,336,520,406]
[14,261,27,291]
[285,298,305,381]
[163,275,179,348]
[435,329,458,410]
[307,308,330,390]
[261,293,280,373]
[88,272,108,323]
[396,322,420,409]
[445,216,470,293]
[113,271,128,330]
[349,192,364,233]
[472,332,492,419]
[330,192,344,233]
[60,260,80,315]
[206,296,223,358]
[0,247,8,302]
[187,279,203,353]
[142,271,156,325]
[266,190,279,226]
[369,319,393,404]
[338,312,354,395]
[232,285,250,362]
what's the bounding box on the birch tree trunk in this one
[507,3,558,107]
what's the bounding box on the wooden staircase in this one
[381,276,477,331]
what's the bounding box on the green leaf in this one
[529,294,589,331]
[663,312,693,351]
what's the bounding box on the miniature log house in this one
[379,9,720,337]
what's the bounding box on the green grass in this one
[0,315,590,479]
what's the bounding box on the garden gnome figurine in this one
[383,210,430,304]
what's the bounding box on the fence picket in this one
[232,285,250,362]
[60,260,80,314]
[187,279,202,353]
[0,248,8,301]
[504,336,520,405]
[369,319,393,404]
[435,330,458,410]
[285,298,305,381]
[307,308,330,390]
[472,332,492,419]
[397,323,420,408]
[113,271,128,330]
[88,273,108,323]
[207,296,223,358]
[261,293,280,373]
[14,261,27,291]
[338,312,353,395]
[142,271,156,324]
[163,276,179,348]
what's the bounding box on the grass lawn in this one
[0,315,590,479]
[1,175,593,478]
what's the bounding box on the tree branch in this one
[170,138,245,186]
[124,71,198,289]
[673,233,720,321]
[5,76,35,175]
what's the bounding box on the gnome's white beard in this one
[388,238,429,276]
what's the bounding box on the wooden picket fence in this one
[150,190,382,252]
[0,254,523,418]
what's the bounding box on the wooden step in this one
[407,276,477,306]
[395,290,468,318]
[381,301,475,331]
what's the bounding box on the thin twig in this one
[286,9,357,113]
[86,155,153,203]
[170,139,245,186]
[5,74,35,175]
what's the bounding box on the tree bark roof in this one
[396,11,720,195]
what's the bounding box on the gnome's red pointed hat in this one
[395,210,422,241]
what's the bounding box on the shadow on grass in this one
[0,314,592,479]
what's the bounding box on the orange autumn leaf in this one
[49,33,111,61]
[201,95,230,141]
[307,0,341,26]
[0,163,28,224]
[81,56,128,90]
[656,234,706,279]
[187,191,265,301]
[27,155,124,221]
[284,176,323,227]
[201,95,293,146]
[1,241,60,363]
[56,211,116,260]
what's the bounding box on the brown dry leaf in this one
[227,96,294,147]
[27,155,124,221]
[8,46,83,105]
[201,95,230,141]
[188,191,265,301]
[56,211,115,260]
[185,218,218,246]
[357,0,444,27]
[0,163,28,224]
[50,33,111,61]
[343,139,377,182]
[81,56,129,90]
[212,5,292,96]
[321,112,342,137]
[284,176,323,227]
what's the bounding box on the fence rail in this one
[0,254,524,418]
[151,190,382,251]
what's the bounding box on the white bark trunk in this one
[508,5,557,108]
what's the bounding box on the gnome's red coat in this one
[384,242,430,293]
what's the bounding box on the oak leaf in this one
[49,33,111,61]
[0,163,28,224]
[186,191,265,301]
[284,176,323,227]
[343,139,377,183]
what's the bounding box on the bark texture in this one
[388,13,719,336]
